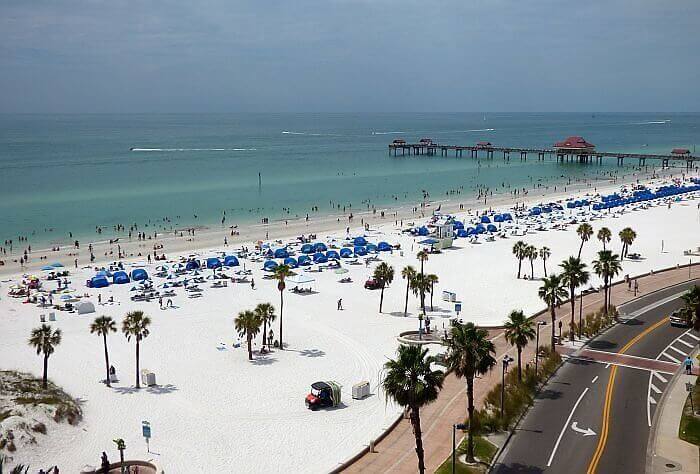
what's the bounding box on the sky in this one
[1,0,699,113]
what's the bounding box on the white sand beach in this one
[1,175,700,472]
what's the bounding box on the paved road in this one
[492,292,699,474]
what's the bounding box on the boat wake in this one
[130,148,257,152]
[630,120,671,125]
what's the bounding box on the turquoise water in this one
[1,113,698,246]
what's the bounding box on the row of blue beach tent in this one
[592,184,700,211]
[529,204,563,215]
[88,268,149,288]
[455,223,498,237]
[263,243,393,271]
[452,214,513,230]
[566,199,590,209]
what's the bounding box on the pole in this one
[535,325,540,375]
[452,424,456,474]
[500,361,506,419]
[578,292,584,339]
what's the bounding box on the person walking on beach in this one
[251,278,255,290]
[684,356,693,375]
[337,298,343,310]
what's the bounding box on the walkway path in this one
[343,263,700,473]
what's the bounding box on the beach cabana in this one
[274,248,289,259]
[263,260,278,271]
[417,226,429,236]
[313,242,328,252]
[456,229,468,238]
[206,257,222,270]
[313,252,328,264]
[297,255,311,266]
[377,241,392,252]
[465,227,476,236]
[326,250,340,260]
[339,248,353,258]
[112,271,130,285]
[503,213,513,221]
[366,243,378,253]
[353,236,367,246]
[130,269,149,281]
[186,260,200,271]
[453,221,464,230]
[301,243,314,254]
[419,238,440,247]
[76,300,96,315]
[283,257,298,268]
[90,275,109,288]
[487,224,497,233]
[354,246,367,256]
[493,214,503,223]
[474,224,486,234]
[223,255,239,267]
[480,215,491,224]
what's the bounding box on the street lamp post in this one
[500,355,514,420]
[578,292,584,339]
[452,423,468,474]
[535,321,546,375]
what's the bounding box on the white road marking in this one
[648,396,657,405]
[686,332,700,341]
[668,345,688,356]
[646,371,654,427]
[661,352,681,363]
[676,338,695,348]
[570,421,596,437]
[605,363,611,368]
[650,384,662,394]
[591,376,599,384]
[547,387,589,467]
[652,372,668,383]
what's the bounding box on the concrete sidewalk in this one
[648,354,699,474]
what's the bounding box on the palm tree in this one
[576,223,593,259]
[426,274,439,311]
[538,274,567,349]
[416,249,429,276]
[373,262,395,313]
[512,241,527,278]
[527,245,538,279]
[382,344,444,474]
[539,246,551,277]
[680,285,700,330]
[411,273,431,315]
[619,227,637,259]
[254,303,275,349]
[401,266,417,317]
[560,257,590,341]
[28,324,62,389]
[122,310,151,389]
[446,322,496,463]
[90,315,117,387]
[592,250,622,314]
[503,310,535,381]
[273,264,293,349]
[235,310,262,360]
[597,227,612,250]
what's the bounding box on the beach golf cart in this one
[305,381,342,410]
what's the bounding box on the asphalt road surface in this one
[492,291,699,474]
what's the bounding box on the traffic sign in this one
[142,420,151,439]
[455,303,462,315]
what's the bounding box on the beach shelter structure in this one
[90,275,109,288]
[456,229,468,238]
[130,269,149,281]
[297,255,311,266]
[417,226,429,236]
[313,242,328,252]
[112,271,130,284]
[480,215,491,224]
[326,250,340,260]
[301,244,314,254]
[76,300,96,315]
[185,260,200,271]
[339,248,353,258]
[41,265,54,271]
[223,255,240,267]
[263,260,278,271]
[283,257,298,268]
[313,252,328,264]
[366,243,378,253]
[206,257,222,269]
[288,274,315,285]
[453,221,464,230]
[353,236,367,246]
[51,262,64,268]
[354,246,368,256]
[419,238,440,246]
[274,248,289,259]
[377,242,392,252]
[487,224,497,232]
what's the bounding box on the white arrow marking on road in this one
[547,387,589,467]
[571,421,596,437]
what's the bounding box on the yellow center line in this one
[586,316,668,474]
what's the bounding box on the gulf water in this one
[1,113,698,246]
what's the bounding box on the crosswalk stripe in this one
[677,338,695,348]
[650,384,662,394]
[686,332,700,341]
[652,372,668,383]
[648,396,657,405]
[661,352,681,363]
[668,345,688,356]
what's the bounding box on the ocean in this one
[1,113,698,247]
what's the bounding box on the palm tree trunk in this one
[430,282,434,311]
[42,353,49,389]
[603,277,609,314]
[550,305,556,350]
[262,320,267,348]
[578,240,584,259]
[279,290,284,350]
[103,334,111,387]
[466,376,476,463]
[404,281,410,317]
[517,258,522,278]
[530,259,534,278]
[517,346,522,381]
[379,286,384,313]
[570,287,576,342]
[410,406,426,474]
[543,259,547,277]
[247,335,253,360]
[136,338,141,389]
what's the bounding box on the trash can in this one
[352,381,370,399]
[141,369,157,387]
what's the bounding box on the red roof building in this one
[554,136,595,152]
[672,148,690,155]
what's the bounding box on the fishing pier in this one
[388,136,698,169]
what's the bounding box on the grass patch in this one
[0,410,13,423]
[679,377,700,446]
[435,436,497,474]
[1,370,83,425]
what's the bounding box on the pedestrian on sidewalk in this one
[684,356,693,375]
[337,298,343,310]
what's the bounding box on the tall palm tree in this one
[401,266,417,317]
[527,245,538,279]
[235,310,262,360]
[560,257,590,341]
[382,344,444,474]
[680,285,700,330]
[446,322,496,463]
[90,315,117,387]
[373,262,395,313]
[416,249,429,276]
[512,241,527,278]
[538,274,567,349]
[576,223,594,259]
[28,324,62,389]
[273,264,293,350]
[592,250,622,314]
[426,274,439,311]
[503,310,535,381]
[618,227,637,259]
[539,246,551,277]
[122,310,151,389]
[410,273,431,315]
[597,227,612,250]
[254,303,275,349]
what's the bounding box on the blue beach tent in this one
[263,260,278,271]
[487,224,497,233]
[339,248,353,258]
[297,255,311,266]
[112,271,130,285]
[313,242,328,252]
[130,269,149,281]
[456,229,469,238]
[353,236,367,246]
[223,255,239,267]
[301,243,314,254]
[313,252,328,264]
[366,243,378,253]
[186,259,200,271]
[274,248,289,259]
[354,246,368,256]
[377,242,392,252]
[90,275,109,288]
[283,257,298,268]
[453,221,465,230]
[326,250,340,260]
[206,257,222,269]
[480,215,491,224]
